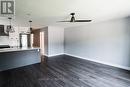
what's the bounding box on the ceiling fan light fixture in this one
[70,13,75,22]
[59,13,92,23]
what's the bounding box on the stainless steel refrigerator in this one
[19,33,31,47]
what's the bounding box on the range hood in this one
[0,25,9,36]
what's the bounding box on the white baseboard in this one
[43,53,130,71]
[65,53,130,71]
[44,53,65,57]
[43,54,48,57]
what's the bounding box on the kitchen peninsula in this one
[0,47,40,71]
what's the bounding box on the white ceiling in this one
[5,0,130,28]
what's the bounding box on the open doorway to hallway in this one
[40,31,44,55]
[32,28,48,62]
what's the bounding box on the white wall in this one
[40,27,48,56]
[64,17,130,70]
[48,26,64,56]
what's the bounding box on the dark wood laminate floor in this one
[0,55,130,87]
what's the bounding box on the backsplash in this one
[0,27,29,46]
[0,36,9,45]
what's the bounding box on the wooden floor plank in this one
[0,55,130,87]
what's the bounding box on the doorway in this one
[32,29,48,62]
[40,31,44,55]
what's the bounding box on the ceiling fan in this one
[59,13,92,22]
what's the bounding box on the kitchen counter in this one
[0,47,40,53]
[0,47,41,71]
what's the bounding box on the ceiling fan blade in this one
[75,20,92,22]
[58,21,70,22]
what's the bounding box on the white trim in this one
[43,54,48,57]
[43,53,130,70]
[65,53,130,71]
[44,53,65,57]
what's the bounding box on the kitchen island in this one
[0,47,41,71]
